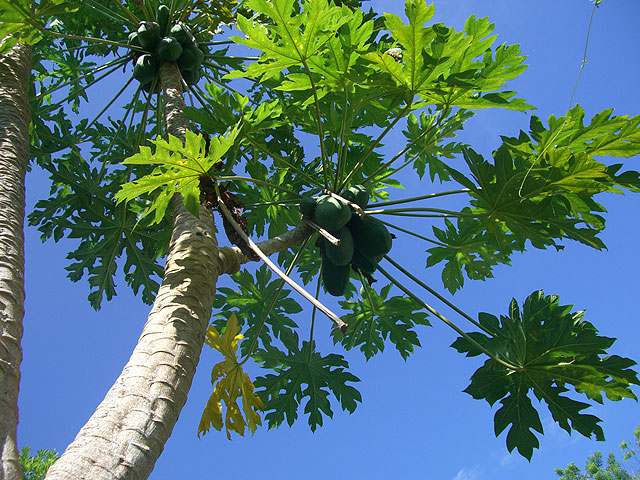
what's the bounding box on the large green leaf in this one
[365,1,531,111]
[452,291,639,459]
[426,105,640,293]
[333,284,430,359]
[254,333,362,431]
[213,266,302,356]
[115,129,239,224]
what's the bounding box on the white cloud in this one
[452,465,483,480]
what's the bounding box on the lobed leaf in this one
[452,291,639,459]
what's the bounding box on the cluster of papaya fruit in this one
[128,5,207,92]
[300,185,393,297]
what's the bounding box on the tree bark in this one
[0,42,32,480]
[44,62,311,480]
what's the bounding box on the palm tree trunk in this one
[0,42,32,480]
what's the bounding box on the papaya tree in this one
[3,0,640,479]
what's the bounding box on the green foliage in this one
[254,332,362,431]
[555,425,640,479]
[19,446,59,480]
[0,0,77,54]
[213,266,302,357]
[334,284,430,359]
[365,2,530,110]
[21,0,640,460]
[452,291,639,459]
[426,105,640,293]
[115,129,239,223]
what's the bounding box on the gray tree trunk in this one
[44,62,309,480]
[0,42,32,480]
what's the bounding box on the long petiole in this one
[366,207,484,218]
[83,76,135,133]
[375,218,453,249]
[216,176,302,198]
[85,0,136,27]
[36,56,129,100]
[307,273,323,361]
[376,264,518,370]
[113,0,140,24]
[383,255,493,336]
[340,102,412,190]
[367,189,472,208]
[243,135,323,188]
[333,87,350,191]
[97,84,142,180]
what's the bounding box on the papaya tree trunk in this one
[0,42,32,480]
[43,63,222,480]
[44,63,309,480]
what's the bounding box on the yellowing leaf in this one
[198,314,263,439]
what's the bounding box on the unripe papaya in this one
[132,54,158,84]
[170,23,194,46]
[128,31,141,48]
[314,195,351,231]
[342,184,368,208]
[323,227,354,266]
[138,21,160,50]
[347,215,392,257]
[157,4,171,36]
[299,196,317,218]
[177,44,205,70]
[181,67,201,85]
[322,254,351,297]
[157,36,183,62]
[351,247,382,275]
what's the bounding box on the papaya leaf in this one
[427,105,640,292]
[333,284,430,360]
[254,333,361,431]
[227,0,349,81]
[403,108,473,181]
[199,314,264,440]
[213,266,302,356]
[365,2,531,111]
[452,291,640,459]
[28,157,168,309]
[115,128,239,224]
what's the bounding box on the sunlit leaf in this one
[452,291,640,459]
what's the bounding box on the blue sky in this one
[17,1,640,479]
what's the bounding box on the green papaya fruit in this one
[157,36,183,62]
[342,184,368,208]
[181,67,201,85]
[347,215,392,257]
[170,23,194,46]
[299,196,317,218]
[177,44,204,70]
[128,31,141,48]
[198,43,209,56]
[323,227,354,266]
[314,195,352,231]
[157,4,171,36]
[137,21,160,50]
[350,247,382,275]
[322,254,351,297]
[132,54,158,84]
